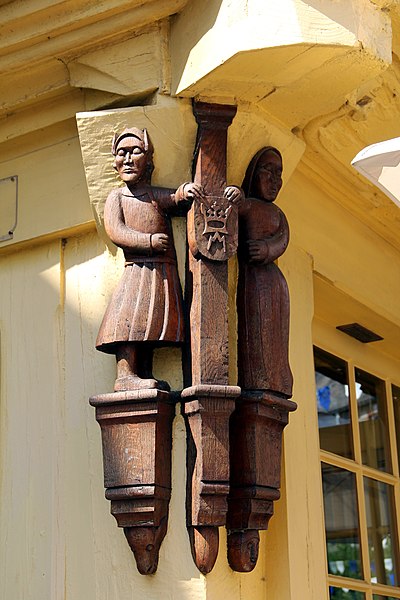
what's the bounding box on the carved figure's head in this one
[242,147,283,202]
[112,128,154,186]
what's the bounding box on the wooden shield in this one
[188,195,238,261]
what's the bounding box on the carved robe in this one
[96,184,184,352]
[237,198,293,396]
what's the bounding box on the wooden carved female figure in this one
[228,148,294,572]
[96,127,202,391]
[237,146,293,397]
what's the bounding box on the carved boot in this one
[115,343,161,391]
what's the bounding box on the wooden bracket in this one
[89,117,297,576]
[90,126,199,574]
[182,384,240,573]
[182,102,240,574]
[227,392,297,571]
[89,389,174,574]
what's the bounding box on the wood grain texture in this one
[237,148,293,396]
[95,128,190,391]
[90,389,174,574]
[183,102,240,574]
[227,148,296,572]
[227,392,296,571]
[90,127,197,574]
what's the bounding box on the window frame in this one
[314,333,400,600]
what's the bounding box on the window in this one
[315,347,400,600]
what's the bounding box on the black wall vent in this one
[336,323,383,343]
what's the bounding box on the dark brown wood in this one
[96,127,202,393]
[227,147,296,572]
[91,127,202,573]
[182,384,240,573]
[90,389,174,574]
[236,147,293,395]
[227,392,296,571]
[183,102,241,574]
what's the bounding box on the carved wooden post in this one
[90,127,203,574]
[182,102,240,574]
[226,147,297,572]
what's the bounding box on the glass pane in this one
[373,595,399,599]
[392,385,400,468]
[364,477,399,586]
[322,463,363,579]
[356,369,391,472]
[315,348,353,459]
[329,588,365,599]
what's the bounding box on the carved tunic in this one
[237,198,293,396]
[96,184,184,352]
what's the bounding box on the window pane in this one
[315,348,353,459]
[373,595,399,599]
[330,588,365,599]
[364,477,399,586]
[392,385,400,468]
[356,369,391,472]
[322,463,363,579]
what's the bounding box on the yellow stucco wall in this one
[1,1,400,599]
[2,138,399,600]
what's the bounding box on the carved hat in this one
[111,127,154,156]
[242,146,282,197]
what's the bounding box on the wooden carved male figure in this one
[96,127,202,391]
[237,146,293,395]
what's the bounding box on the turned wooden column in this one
[182,102,240,574]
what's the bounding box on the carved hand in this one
[247,239,269,263]
[151,233,169,253]
[183,182,205,200]
[224,186,244,205]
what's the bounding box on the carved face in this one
[114,136,148,185]
[252,151,283,202]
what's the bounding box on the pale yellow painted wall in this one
[1,142,400,600]
[0,230,271,600]
[280,167,400,328]
[1,0,400,598]
[0,240,64,600]
[171,0,390,128]
[0,120,93,249]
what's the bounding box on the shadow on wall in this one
[0,231,207,600]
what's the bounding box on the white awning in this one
[351,137,400,208]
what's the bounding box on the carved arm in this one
[155,183,203,216]
[264,208,290,263]
[103,189,152,254]
[247,209,289,264]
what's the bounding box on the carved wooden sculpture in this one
[90,128,201,574]
[227,148,297,572]
[182,102,241,574]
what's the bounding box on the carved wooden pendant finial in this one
[124,521,168,575]
[227,530,260,573]
[182,102,241,574]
